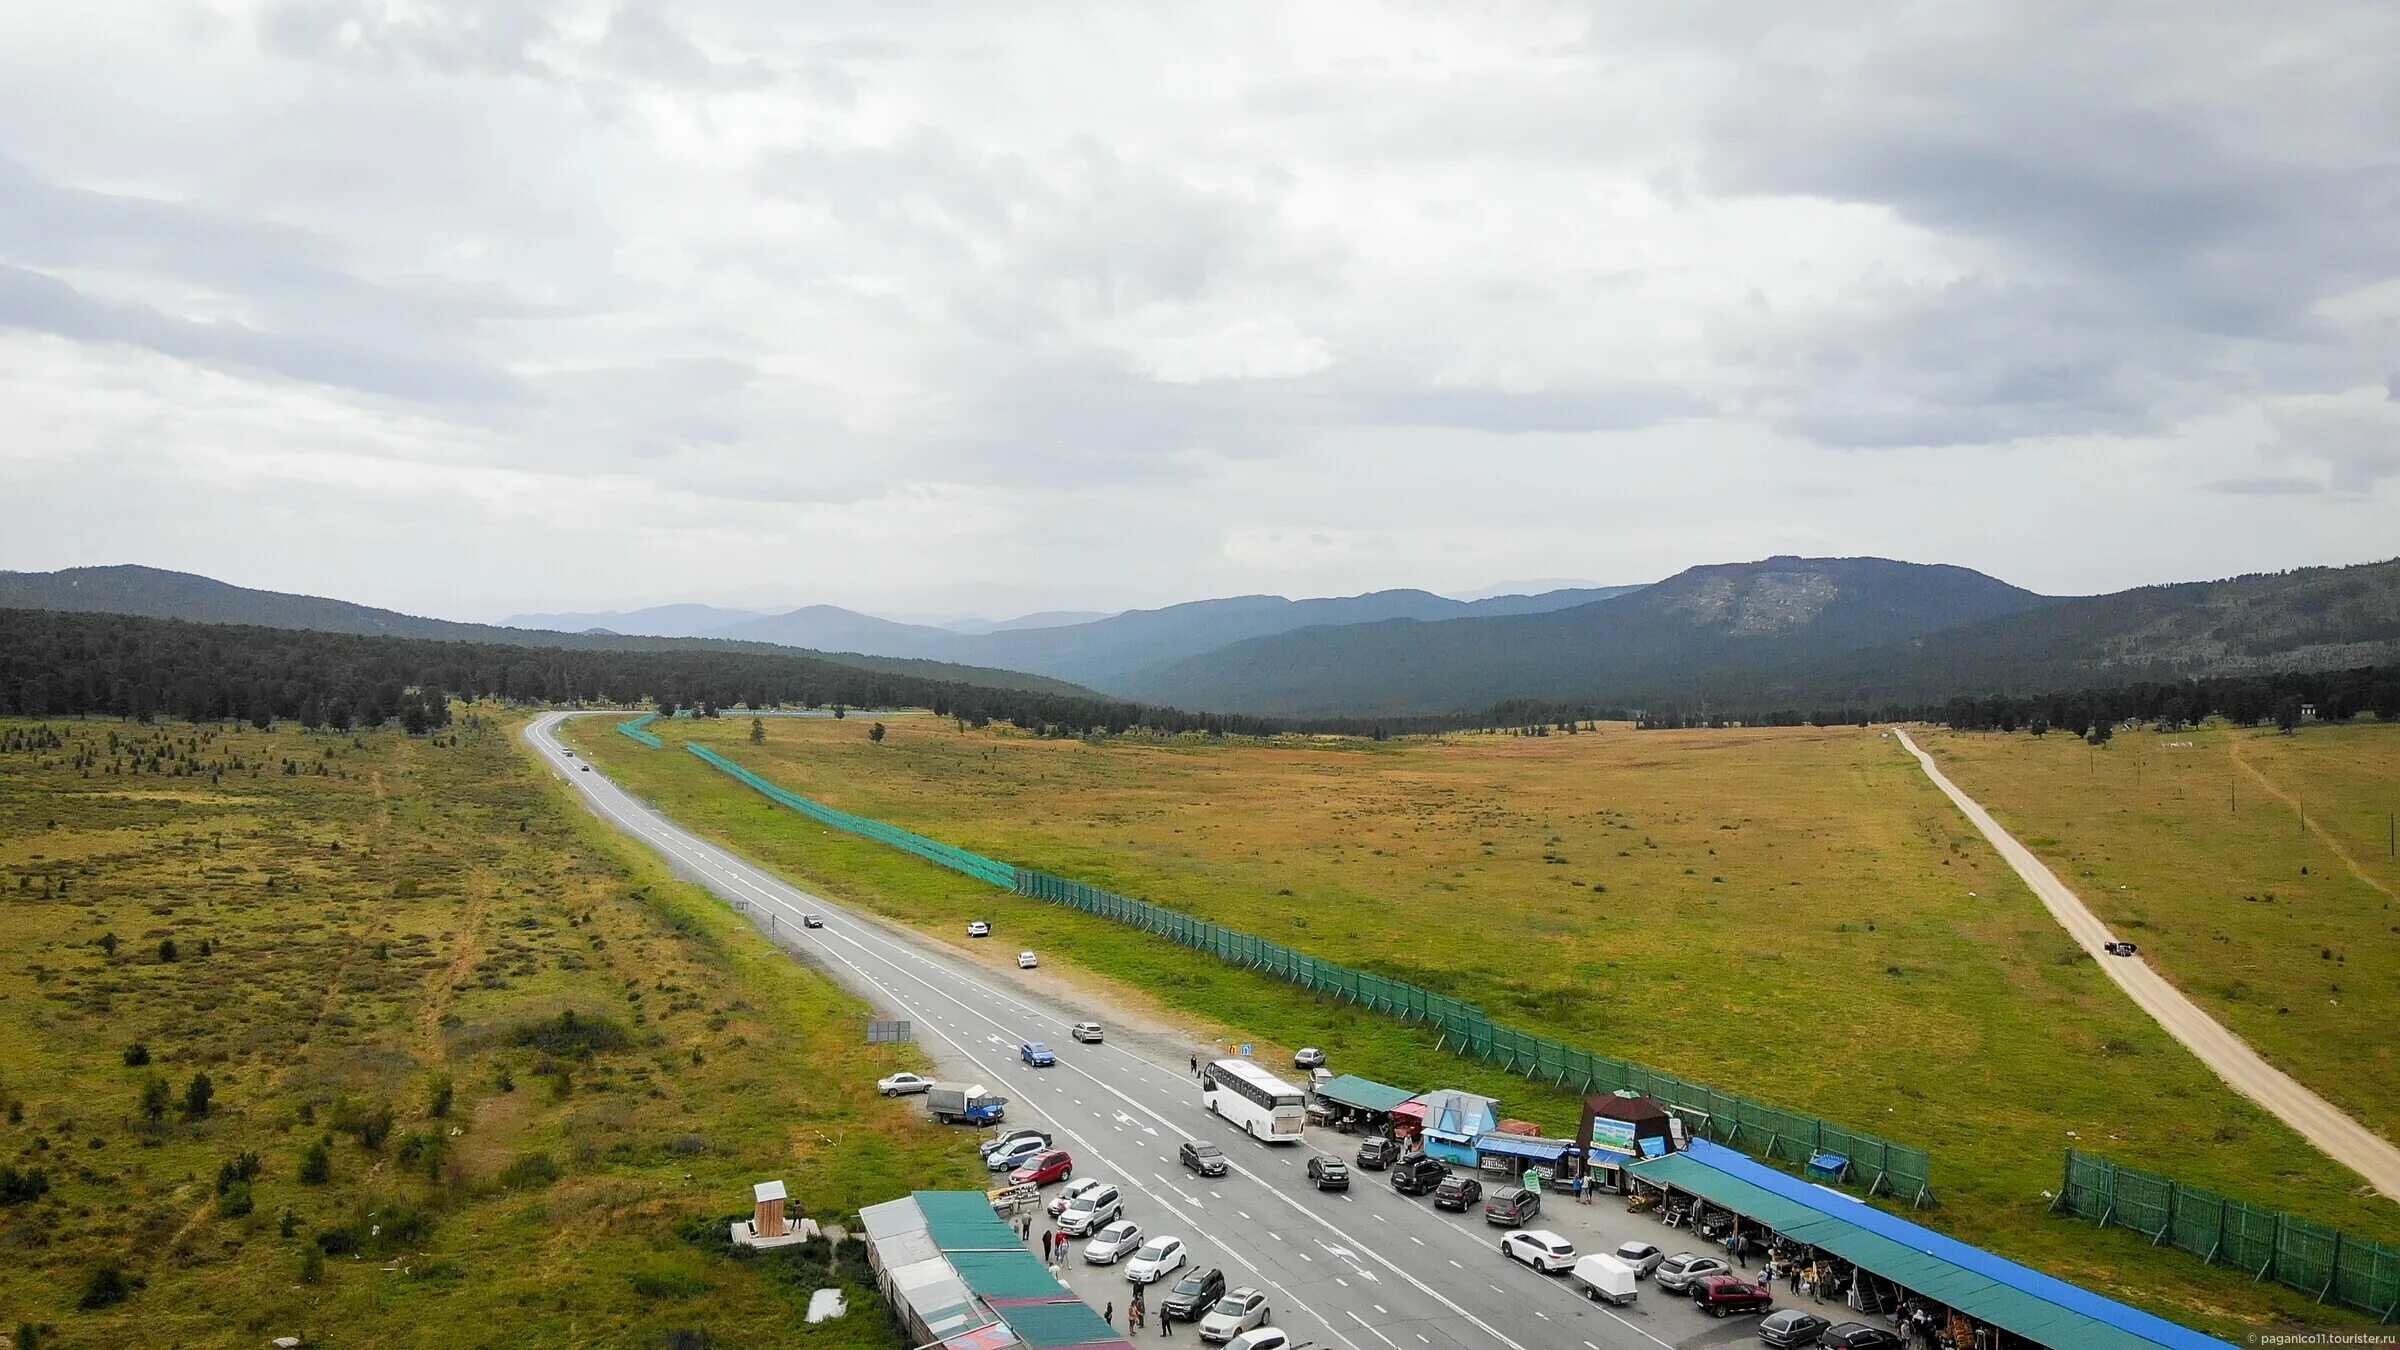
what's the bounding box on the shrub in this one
[121,1043,149,1067]
[215,1152,261,1194]
[138,1076,170,1124]
[157,939,177,963]
[182,1073,214,1120]
[300,1246,325,1283]
[331,1099,395,1151]
[496,1152,561,1191]
[427,1073,453,1120]
[77,1259,136,1310]
[0,1165,51,1206]
[218,1181,254,1218]
[509,1009,630,1058]
[396,1131,447,1180]
[299,1138,332,1186]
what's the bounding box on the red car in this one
[1691,1274,1774,1318]
[1010,1150,1074,1186]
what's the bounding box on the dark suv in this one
[1482,1184,1539,1226]
[1160,1266,1228,1322]
[1431,1174,1482,1211]
[1354,1136,1403,1171]
[1306,1155,1350,1191]
[1391,1155,1448,1196]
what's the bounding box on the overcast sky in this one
[3,2,2396,622]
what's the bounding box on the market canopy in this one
[1629,1143,2229,1350]
[1315,1074,1415,1113]
[1474,1133,1577,1162]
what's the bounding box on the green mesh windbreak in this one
[616,712,663,748]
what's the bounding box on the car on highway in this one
[876,1072,932,1096]
[1757,1309,1836,1347]
[802,914,824,928]
[1612,1240,1664,1278]
[1160,1266,1228,1323]
[1691,1273,1774,1318]
[1020,1041,1056,1067]
[1018,950,1038,968]
[1431,1174,1483,1211]
[980,1127,1050,1159]
[1082,1220,1145,1265]
[1815,1324,1905,1350]
[579,764,591,772]
[1124,1236,1188,1285]
[2105,940,2139,956]
[1070,1021,1104,1042]
[1197,1287,1269,1343]
[1653,1252,1730,1293]
[967,920,991,937]
[1058,1183,1123,1235]
[1179,1140,1229,1177]
[1292,1047,1326,1069]
[1483,1184,1539,1226]
[1391,1154,1448,1196]
[1353,1136,1402,1170]
[1224,1330,1293,1350]
[1305,1155,1349,1191]
[1049,1177,1108,1218]
[986,1136,1048,1172]
[1009,1149,1073,1186]
[1498,1229,1577,1273]
[561,750,574,757]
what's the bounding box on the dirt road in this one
[1892,726,2400,1201]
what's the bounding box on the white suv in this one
[1058,1183,1123,1235]
[1499,1229,1577,1273]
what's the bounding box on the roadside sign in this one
[866,1020,912,1044]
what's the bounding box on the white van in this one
[1570,1253,1638,1306]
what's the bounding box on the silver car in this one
[1653,1252,1729,1292]
[1198,1288,1270,1343]
[1083,1220,1145,1264]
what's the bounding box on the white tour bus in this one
[1202,1058,1307,1143]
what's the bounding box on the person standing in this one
[1104,1302,1114,1329]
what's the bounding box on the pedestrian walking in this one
[1189,1055,1198,1074]
[1160,1306,1173,1337]
[1104,1302,1114,1328]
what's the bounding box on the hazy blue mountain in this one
[503,603,765,638]
[941,610,1116,635]
[707,605,967,658]
[1112,557,2055,715]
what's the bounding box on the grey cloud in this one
[2205,476,2323,497]
[258,0,559,76]
[0,264,521,405]
[1355,382,1709,435]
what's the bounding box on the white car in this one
[987,1136,1047,1172]
[979,1128,1049,1159]
[1198,1287,1270,1343]
[1048,1177,1108,1218]
[1225,1329,1294,1350]
[1070,1021,1104,1043]
[876,1072,932,1097]
[1500,1229,1577,1273]
[1018,950,1038,969]
[967,921,991,938]
[1057,1184,1123,1236]
[1124,1236,1188,1285]
[1083,1220,1145,1265]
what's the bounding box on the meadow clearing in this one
[1917,720,2400,1151]
[0,714,980,1348]
[564,712,2400,1337]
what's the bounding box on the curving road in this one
[1892,727,2400,1200]
[528,712,1787,1350]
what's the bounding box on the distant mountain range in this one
[1116,556,2400,716]
[0,566,1101,699]
[7,557,2393,719]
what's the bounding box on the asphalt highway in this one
[528,712,1783,1350]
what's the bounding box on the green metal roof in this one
[990,1300,1125,1349]
[916,1190,1025,1252]
[1628,1152,2220,1350]
[1315,1074,1415,1113]
[948,1249,1065,1300]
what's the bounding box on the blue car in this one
[1020,1041,1056,1068]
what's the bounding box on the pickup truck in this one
[925,1082,1007,1126]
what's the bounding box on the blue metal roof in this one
[1644,1142,2229,1350]
[1474,1133,1576,1162]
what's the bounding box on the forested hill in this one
[0,609,1291,734]
[0,565,1097,699]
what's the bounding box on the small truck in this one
[926,1082,1007,1127]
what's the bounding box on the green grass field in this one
[0,713,983,1348]
[563,712,2399,1337]
[1917,720,2400,1149]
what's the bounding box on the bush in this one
[215,1152,261,1194]
[0,1165,51,1206]
[332,1099,395,1151]
[182,1073,214,1120]
[396,1131,447,1180]
[157,938,177,963]
[427,1073,453,1120]
[299,1138,332,1186]
[121,1043,148,1067]
[77,1259,136,1310]
[509,1009,630,1058]
[138,1075,170,1124]
[300,1246,326,1283]
[218,1181,254,1218]
[496,1152,561,1191]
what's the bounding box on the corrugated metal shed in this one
[983,1299,1132,1349]
[919,1190,1027,1251]
[950,1249,1066,1300]
[1314,1074,1415,1113]
[1629,1142,2231,1350]
[1474,1133,1576,1162]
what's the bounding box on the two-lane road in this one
[528,712,1748,1350]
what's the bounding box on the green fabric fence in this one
[617,713,663,748]
[2058,1150,2399,1321]
[683,743,1934,1207]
